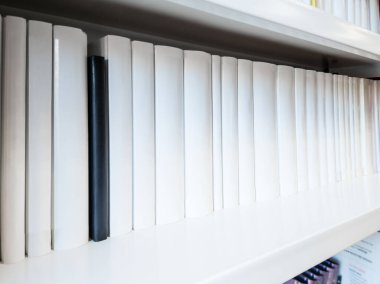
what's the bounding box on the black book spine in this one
[88,55,109,241]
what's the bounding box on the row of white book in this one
[1,14,380,264]
[295,0,380,33]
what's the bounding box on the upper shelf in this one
[1,175,380,284]
[1,0,380,74]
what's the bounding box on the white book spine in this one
[369,0,380,33]
[27,20,52,257]
[364,80,375,175]
[253,62,280,201]
[372,81,380,173]
[348,77,357,176]
[212,55,223,211]
[132,41,155,230]
[277,65,297,196]
[221,57,239,208]
[1,16,26,263]
[361,0,370,29]
[184,51,213,217]
[98,36,132,236]
[338,75,347,181]
[325,73,336,184]
[376,81,380,172]
[295,68,308,191]
[354,0,363,26]
[53,26,88,250]
[344,76,353,179]
[347,0,355,24]
[306,70,320,190]
[333,75,342,181]
[237,59,255,204]
[317,72,328,187]
[323,0,333,13]
[355,78,364,176]
[155,46,185,224]
[359,79,370,175]
[332,0,347,20]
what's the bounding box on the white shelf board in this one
[1,175,380,284]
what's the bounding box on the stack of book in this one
[295,0,380,33]
[1,13,380,265]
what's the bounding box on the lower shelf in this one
[1,175,380,284]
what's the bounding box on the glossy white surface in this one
[2,176,380,283]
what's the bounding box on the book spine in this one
[237,59,255,204]
[88,56,109,241]
[132,41,155,230]
[155,45,185,225]
[337,75,347,181]
[364,80,375,175]
[361,0,370,29]
[317,72,328,187]
[295,68,309,191]
[332,0,347,21]
[349,78,358,177]
[26,20,52,257]
[371,81,379,173]
[376,81,380,172]
[354,78,363,176]
[221,57,239,208]
[1,15,26,264]
[101,36,132,236]
[325,73,336,184]
[347,0,355,24]
[253,62,280,201]
[354,0,362,27]
[306,70,320,190]
[277,65,297,196]
[333,75,342,181]
[344,76,353,179]
[212,55,223,211]
[53,25,88,250]
[184,50,213,217]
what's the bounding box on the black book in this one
[88,55,109,241]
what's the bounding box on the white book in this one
[338,75,348,181]
[369,0,380,33]
[332,0,347,21]
[132,41,155,230]
[361,0,370,29]
[333,75,342,181]
[348,77,357,176]
[323,0,333,13]
[295,68,308,191]
[253,62,280,201]
[238,59,255,204]
[184,51,213,217]
[53,26,88,250]
[354,0,363,26]
[306,70,320,190]
[344,76,353,179]
[364,80,376,175]
[27,20,52,257]
[155,46,185,224]
[97,36,132,236]
[212,55,223,211]
[277,65,297,196]
[325,73,336,184]
[1,16,26,263]
[372,81,380,172]
[221,57,239,208]
[317,72,328,187]
[347,0,355,24]
[376,81,380,172]
[354,78,364,176]
[360,79,374,175]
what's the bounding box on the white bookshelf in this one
[1,176,380,283]
[1,0,380,283]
